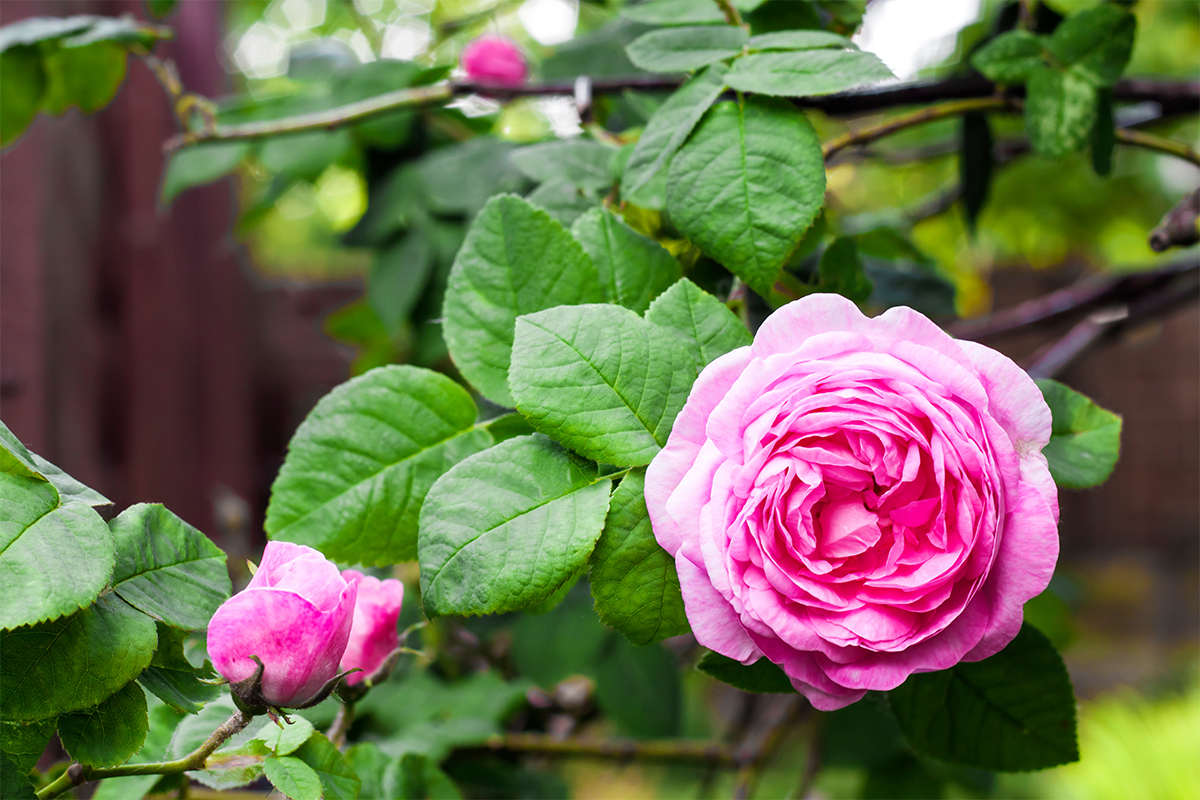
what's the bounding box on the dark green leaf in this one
[39,42,126,116]
[442,195,604,406]
[817,237,873,302]
[725,49,893,97]
[109,503,231,630]
[0,718,55,786]
[483,413,536,444]
[571,207,681,313]
[146,0,179,19]
[511,140,617,191]
[696,651,796,693]
[862,260,956,318]
[626,25,747,73]
[960,111,993,232]
[259,129,353,181]
[525,180,599,227]
[620,64,729,201]
[161,142,251,204]
[1035,378,1122,489]
[0,47,45,146]
[888,623,1079,771]
[970,30,1045,83]
[1047,4,1135,87]
[266,365,493,565]
[748,30,853,51]
[1024,66,1097,157]
[863,752,945,800]
[0,751,36,800]
[58,682,149,768]
[393,752,463,800]
[370,229,436,333]
[264,755,323,800]
[666,98,825,297]
[511,587,609,686]
[1090,87,1114,178]
[418,436,612,618]
[644,278,752,369]
[0,594,157,721]
[414,137,523,217]
[822,695,905,767]
[594,636,681,738]
[138,624,221,714]
[292,731,362,800]
[509,305,696,466]
[590,469,689,645]
[91,701,186,800]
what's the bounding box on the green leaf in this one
[370,229,435,333]
[620,64,729,201]
[1090,87,1115,178]
[626,25,747,73]
[696,651,797,693]
[414,137,523,218]
[442,195,604,407]
[138,624,221,714]
[960,111,994,232]
[0,459,115,630]
[725,49,893,97]
[292,731,362,800]
[1047,4,1135,87]
[525,180,600,227]
[571,207,681,313]
[345,742,391,800]
[392,752,463,800]
[590,469,689,645]
[0,15,170,51]
[1035,378,1122,489]
[509,305,696,467]
[259,129,354,182]
[0,594,157,722]
[0,47,45,146]
[970,30,1046,84]
[58,681,149,768]
[0,751,36,800]
[666,98,825,297]
[888,623,1079,771]
[594,636,681,738]
[510,140,617,191]
[264,756,323,800]
[28,453,110,506]
[418,436,612,617]
[862,752,945,800]
[252,715,315,756]
[816,237,872,302]
[622,0,762,26]
[748,30,854,51]
[1,718,55,789]
[266,365,493,565]
[92,701,186,800]
[644,278,752,369]
[39,41,126,115]
[1024,66,1097,157]
[146,0,179,19]
[109,504,231,630]
[161,142,251,204]
[169,698,268,789]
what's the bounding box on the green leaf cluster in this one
[0,15,171,147]
[971,5,1135,157]
[1036,378,1123,490]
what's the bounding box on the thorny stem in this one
[327,700,356,748]
[821,96,1017,160]
[36,711,251,800]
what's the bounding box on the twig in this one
[1150,189,1200,252]
[1115,128,1200,167]
[327,700,355,748]
[822,96,1017,160]
[792,712,825,800]
[339,0,381,56]
[732,696,805,800]
[713,0,746,28]
[36,711,251,800]
[474,732,738,765]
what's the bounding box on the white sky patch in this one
[854,0,983,82]
[382,18,433,60]
[519,0,578,46]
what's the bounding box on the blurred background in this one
[1,0,1197,797]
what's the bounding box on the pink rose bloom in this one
[646,294,1059,710]
[460,34,528,87]
[208,542,358,707]
[339,570,404,685]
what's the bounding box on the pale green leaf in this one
[748,30,854,51]
[266,365,493,565]
[264,756,323,800]
[970,30,1046,84]
[419,436,612,617]
[626,25,747,73]
[644,278,751,369]
[525,180,600,227]
[58,682,149,768]
[666,98,825,297]
[442,195,604,406]
[725,49,893,97]
[622,0,763,26]
[370,229,435,333]
[292,731,361,800]
[253,715,315,756]
[161,142,251,205]
[172,698,269,790]
[1035,379,1122,490]
[259,129,353,181]
[1025,66,1097,157]
[570,207,680,313]
[28,453,110,506]
[511,140,617,191]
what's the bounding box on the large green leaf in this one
[58,681,149,768]
[970,30,1046,84]
[92,702,186,800]
[747,31,853,51]
[109,504,230,630]
[644,278,752,369]
[589,469,689,645]
[0,593,157,722]
[160,142,251,204]
[525,180,600,227]
[815,237,873,302]
[622,0,762,26]
[1046,4,1135,87]
[666,98,825,297]
[510,140,617,191]
[259,129,353,182]
[264,756,323,800]
[414,137,523,218]
[138,624,221,714]
[888,624,1079,771]
[0,47,45,146]
[442,195,604,406]
[1035,379,1122,489]
[571,207,681,313]
[509,305,696,467]
[696,651,796,693]
[27,452,110,506]
[292,732,361,800]
[0,718,55,797]
[725,49,893,97]
[266,365,493,564]
[419,436,613,617]
[1024,66,1097,157]
[620,64,729,201]
[0,449,115,630]
[252,715,315,756]
[626,25,747,73]
[40,41,126,115]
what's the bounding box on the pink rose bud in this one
[208,542,358,708]
[460,34,528,87]
[646,294,1060,711]
[339,570,404,686]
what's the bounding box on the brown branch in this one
[732,696,805,800]
[1150,189,1200,252]
[1115,128,1200,166]
[473,732,738,765]
[822,96,1017,160]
